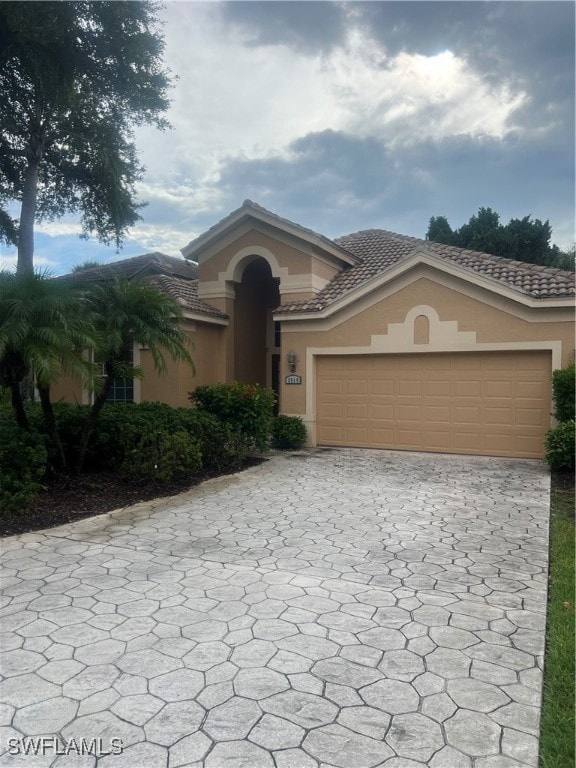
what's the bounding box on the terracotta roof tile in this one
[184,199,358,263]
[148,275,228,320]
[276,230,575,314]
[61,253,227,322]
[67,252,198,282]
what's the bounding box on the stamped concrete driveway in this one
[0,449,550,768]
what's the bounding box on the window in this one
[98,345,134,404]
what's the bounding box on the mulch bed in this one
[0,458,264,538]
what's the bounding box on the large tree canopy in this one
[0,1,171,273]
[426,207,575,270]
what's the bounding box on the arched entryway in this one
[233,258,280,401]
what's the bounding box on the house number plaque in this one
[285,374,302,385]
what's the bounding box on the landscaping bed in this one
[0,457,264,538]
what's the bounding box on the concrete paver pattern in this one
[0,448,550,767]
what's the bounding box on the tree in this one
[74,277,195,474]
[426,207,575,270]
[427,216,455,246]
[0,2,171,273]
[0,271,98,468]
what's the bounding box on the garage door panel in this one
[425,381,451,397]
[398,357,422,370]
[396,429,422,448]
[397,405,422,422]
[453,380,482,397]
[319,403,343,419]
[318,425,344,443]
[317,351,551,459]
[516,434,546,454]
[398,380,422,396]
[423,431,451,450]
[344,426,369,443]
[452,357,481,370]
[484,407,512,425]
[346,404,368,419]
[372,427,395,443]
[453,406,481,424]
[423,357,452,370]
[485,380,514,398]
[425,405,451,423]
[319,379,343,395]
[516,381,545,398]
[453,432,482,451]
[484,432,514,454]
[372,380,394,395]
[346,357,369,371]
[516,408,546,426]
[371,404,394,420]
[345,380,368,396]
[484,356,514,371]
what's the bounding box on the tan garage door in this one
[316,351,552,458]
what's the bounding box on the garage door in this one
[316,351,552,458]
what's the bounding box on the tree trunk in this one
[17,159,39,275]
[75,376,113,475]
[38,385,67,471]
[10,382,29,431]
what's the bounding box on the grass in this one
[539,473,575,768]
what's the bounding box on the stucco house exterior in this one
[54,200,576,459]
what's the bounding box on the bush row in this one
[545,363,575,471]
[0,384,308,514]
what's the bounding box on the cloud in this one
[217,128,575,248]
[4,2,573,273]
[130,1,530,240]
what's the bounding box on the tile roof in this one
[182,199,358,265]
[62,253,228,322]
[148,275,228,321]
[276,229,576,313]
[68,252,198,282]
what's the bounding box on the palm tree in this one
[74,276,194,474]
[0,270,98,468]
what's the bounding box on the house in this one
[54,200,576,459]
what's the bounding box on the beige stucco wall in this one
[142,320,226,407]
[198,227,344,291]
[51,374,87,405]
[279,274,575,428]
[51,320,227,409]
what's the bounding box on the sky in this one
[1,0,574,275]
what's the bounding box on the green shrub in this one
[3,398,254,481]
[120,429,202,484]
[190,382,276,452]
[272,415,308,450]
[54,401,248,475]
[552,363,575,422]
[68,402,182,471]
[0,421,47,514]
[177,409,247,472]
[545,420,575,471]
